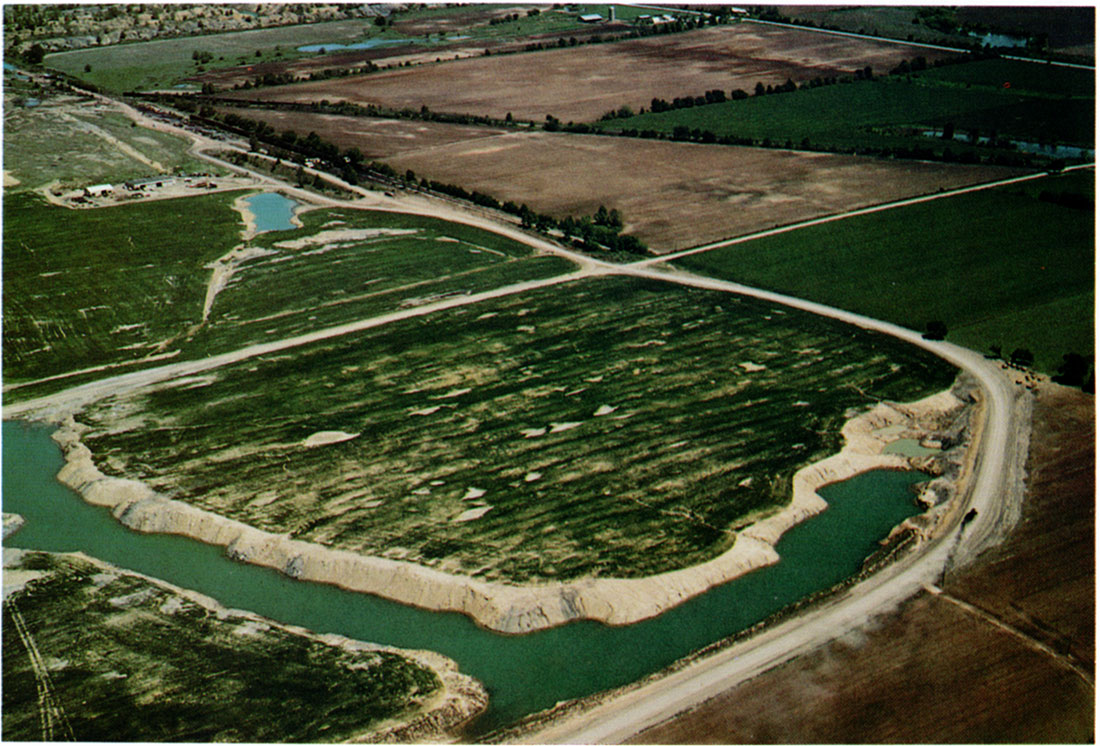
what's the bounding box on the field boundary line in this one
[746,18,1097,69]
[4,269,596,418]
[932,588,1095,687]
[635,164,1095,268]
[744,18,972,54]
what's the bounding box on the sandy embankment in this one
[49,388,969,634]
[2,512,26,540]
[1,546,487,742]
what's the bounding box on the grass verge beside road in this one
[675,171,1094,375]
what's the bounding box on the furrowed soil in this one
[381,130,1015,251]
[212,107,1019,251]
[215,107,510,158]
[232,23,955,123]
[630,382,1094,743]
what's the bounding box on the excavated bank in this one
[45,382,972,634]
[2,546,486,742]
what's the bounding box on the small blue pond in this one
[298,38,414,53]
[245,192,300,233]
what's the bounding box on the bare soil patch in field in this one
[215,106,508,159]
[233,24,954,122]
[381,130,1017,250]
[630,383,1095,743]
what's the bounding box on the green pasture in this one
[764,7,968,48]
[3,98,211,191]
[676,171,1094,374]
[2,551,439,742]
[190,205,577,356]
[918,57,1094,97]
[389,3,669,42]
[3,192,243,385]
[79,275,956,583]
[3,195,576,400]
[595,59,1094,157]
[43,19,372,91]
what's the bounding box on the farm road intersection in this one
[7,88,1062,743]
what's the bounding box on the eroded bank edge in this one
[0,544,488,743]
[35,376,972,635]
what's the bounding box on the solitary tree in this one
[1010,348,1034,368]
[24,43,45,64]
[1053,353,1091,387]
[922,321,947,340]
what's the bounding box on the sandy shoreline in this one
[232,189,306,241]
[42,385,970,634]
[2,546,487,742]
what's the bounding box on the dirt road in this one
[6,92,1034,743]
[638,162,1095,268]
[520,269,1023,744]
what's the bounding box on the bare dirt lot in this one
[630,382,1094,743]
[215,106,508,159]
[233,23,955,122]
[217,108,1019,250]
[385,130,1017,251]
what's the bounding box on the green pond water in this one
[245,191,299,233]
[883,438,942,457]
[2,420,925,735]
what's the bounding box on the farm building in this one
[124,176,173,190]
[83,183,114,197]
[638,14,679,26]
[579,13,603,23]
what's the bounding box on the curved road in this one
[11,90,1029,744]
[520,265,1023,743]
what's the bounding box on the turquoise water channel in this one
[2,421,925,735]
[245,191,299,233]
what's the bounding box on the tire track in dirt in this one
[5,597,75,741]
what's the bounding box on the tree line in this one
[187,106,648,256]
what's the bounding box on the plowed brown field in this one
[630,382,1095,743]
[218,107,1019,251]
[232,23,954,122]
[216,106,509,158]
